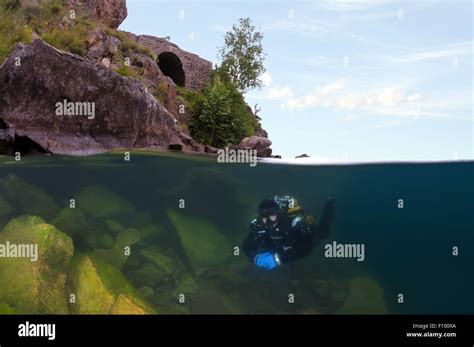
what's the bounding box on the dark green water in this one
[0,152,472,314]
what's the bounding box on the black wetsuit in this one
[242,198,335,265]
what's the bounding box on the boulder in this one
[68,0,128,29]
[51,207,89,236]
[295,153,310,158]
[232,136,272,157]
[1,174,59,220]
[337,277,389,314]
[0,40,201,156]
[75,185,134,219]
[0,215,74,313]
[67,254,155,314]
[166,209,232,273]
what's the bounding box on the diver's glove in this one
[254,252,281,270]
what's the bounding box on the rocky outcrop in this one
[232,135,273,157]
[296,153,310,158]
[68,0,128,29]
[0,40,202,156]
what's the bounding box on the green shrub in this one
[189,72,261,147]
[42,28,87,56]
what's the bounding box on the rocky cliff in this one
[0,40,200,155]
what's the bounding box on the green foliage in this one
[114,64,143,80]
[218,17,266,93]
[118,36,156,60]
[42,27,88,56]
[154,80,168,106]
[177,86,205,118]
[1,0,21,11]
[189,74,257,148]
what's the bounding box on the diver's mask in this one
[258,198,282,228]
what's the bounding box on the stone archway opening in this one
[157,52,185,87]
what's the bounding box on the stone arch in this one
[157,52,185,87]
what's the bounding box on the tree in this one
[189,74,259,148]
[218,17,266,93]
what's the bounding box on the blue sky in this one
[121,0,473,160]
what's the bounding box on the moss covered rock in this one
[0,215,74,313]
[75,185,135,219]
[67,254,155,314]
[166,209,232,273]
[1,174,59,220]
[51,207,88,236]
[337,277,389,314]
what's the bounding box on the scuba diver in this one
[242,195,335,270]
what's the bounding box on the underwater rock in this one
[312,277,350,313]
[67,254,155,314]
[127,263,168,288]
[1,174,59,220]
[75,185,135,219]
[140,249,177,276]
[137,286,155,300]
[0,195,14,227]
[51,208,89,236]
[166,209,232,273]
[0,215,74,313]
[337,277,389,314]
[89,228,140,269]
[105,219,124,234]
[110,294,147,314]
[115,228,141,251]
[98,233,115,249]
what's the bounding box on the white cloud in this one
[187,32,199,41]
[259,71,272,87]
[279,80,426,118]
[280,80,346,110]
[266,86,295,100]
[343,114,359,121]
[390,42,473,63]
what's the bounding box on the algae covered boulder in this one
[67,254,155,314]
[337,277,389,314]
[1,174,59,220]
[166,209,232,272]
[51,207,89,236]
[0,215,74,313]
[75,185,135,219]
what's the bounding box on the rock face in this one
[68,0,128,29]
[232,135,273,157]
[0,40,201,156]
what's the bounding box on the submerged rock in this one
[166,209,232,273]
[1,174,59,220]
[75,185,135,219]
[0,215,74,313]
[67,254,155,314]
[51,207,89,236]
[337,277,389,314]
